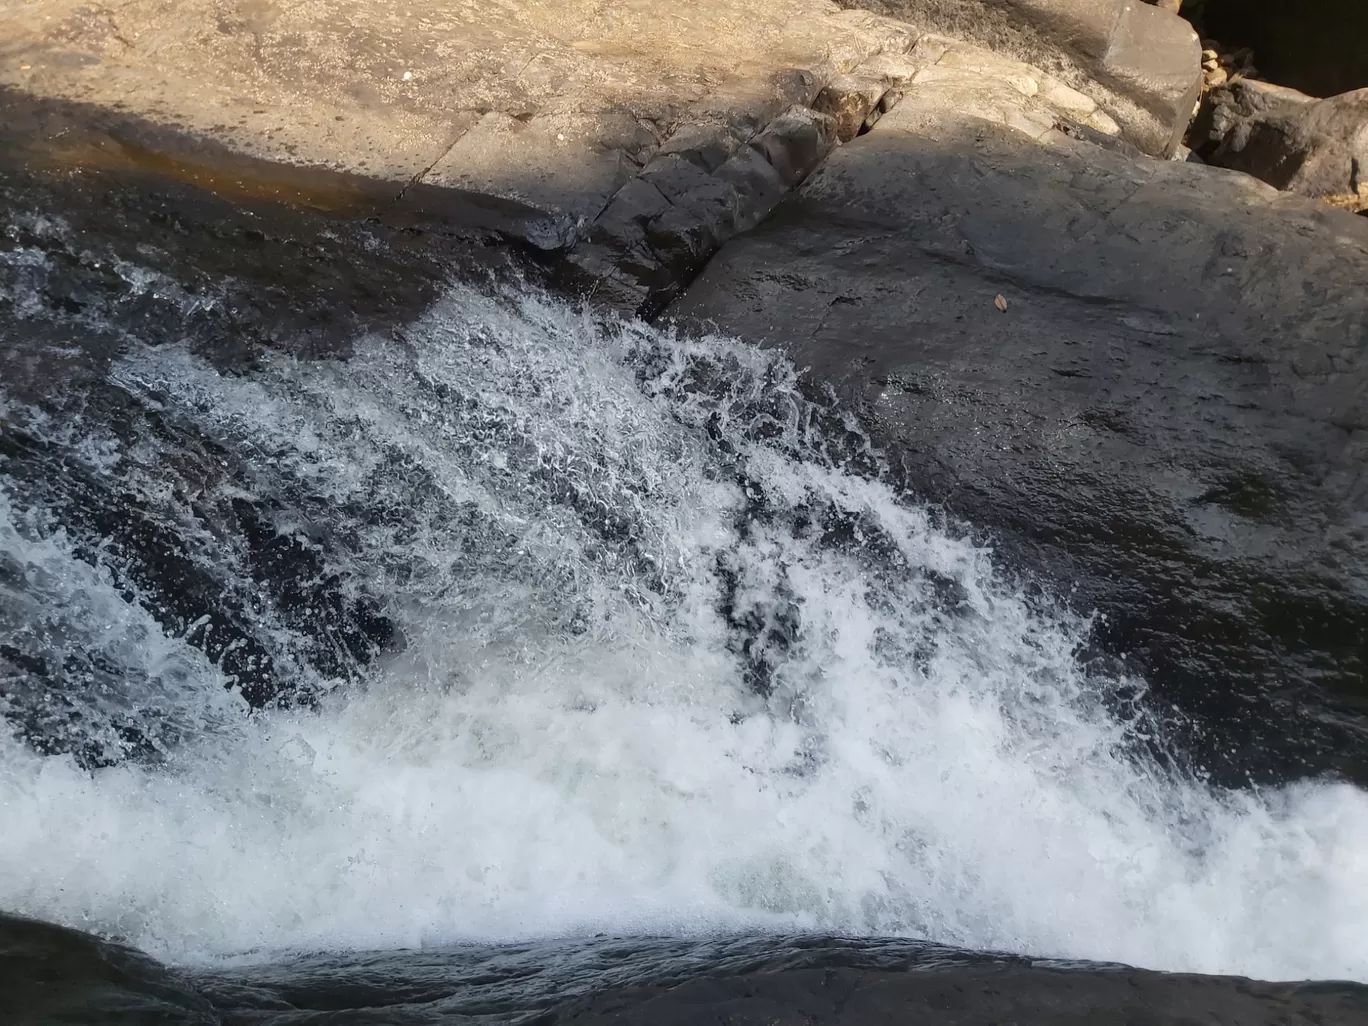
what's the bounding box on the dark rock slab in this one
[559,964,1368,1026]
[8,916,1368,1026]
[669,99,1368,786]
[0,913,220,1025]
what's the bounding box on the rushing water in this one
[1,262,1366,982]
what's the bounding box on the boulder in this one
[837,0,1202,155]
[1193,79,1368,213]
[668,37,1368,787]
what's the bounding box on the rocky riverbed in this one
[3,0,1368,1021]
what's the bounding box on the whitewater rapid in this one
[1,283,1365,980]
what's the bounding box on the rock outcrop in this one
[553,964,1368,1026]
[0,0,920,252]
[562,34,1142,317]
[837,0,1201,155]
[669,34,1368,786]
[0,0,1198,260]
[1193,79,1368,213]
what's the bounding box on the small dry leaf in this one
[993,294,1008,313]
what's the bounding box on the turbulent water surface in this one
[1,237,1366,984]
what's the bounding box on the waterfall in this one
[1,272,1365,979]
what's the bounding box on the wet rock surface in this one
[554,966,1368,1026]
[1,914,219,1026]
[0,124,531,762]
[670,41,1368,787]
[7,913,1368,1026]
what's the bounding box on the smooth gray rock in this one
[1193,79,1368,212]
[669,94,1368,786]
[837,0,1202,155]
[561,31,1139,318]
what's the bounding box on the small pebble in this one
[402,70,412,81]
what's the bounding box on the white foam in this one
[2,285,1366,980]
